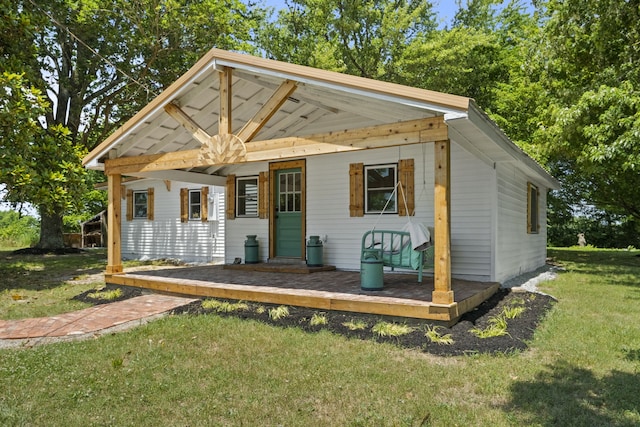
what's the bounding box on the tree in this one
[0,72,87,248]
[258,0,437,81]
[531,0,640,221]
[0,0,265,248]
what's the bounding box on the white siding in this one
[450,143,495,281]
[224,162,270,263]
[495,163,548,282]
[225,142,497,280]
[121,180,225,263]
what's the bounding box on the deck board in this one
[107,265,499,323]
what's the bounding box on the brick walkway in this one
[0,294,196,348]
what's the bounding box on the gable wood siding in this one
[121,180,225,263]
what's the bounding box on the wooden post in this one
[106,173,123,274]
[433,139,454,304]
[219,67,232,135]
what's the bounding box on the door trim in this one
[269,159,306,259]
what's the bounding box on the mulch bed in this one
[73,285,555,356]
[174,288,555,356]
[72,284,143,305]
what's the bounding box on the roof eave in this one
[83,48,471,168]
[464,101,560,190]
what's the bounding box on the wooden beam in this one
[432,139,453,304]
[164,103,212,145]
[219,67,232,135]
[236,79,298,143]
[104,117,447,175]
[106,173,123,274]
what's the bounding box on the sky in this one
[261,0,461,27]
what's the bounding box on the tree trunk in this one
[37,206,65,249]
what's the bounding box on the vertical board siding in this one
[495,163,548,282]
[121,180,225,263]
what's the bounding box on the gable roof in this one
[83,48,558,189]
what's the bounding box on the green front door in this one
[275,168,303,257]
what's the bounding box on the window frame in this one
[236,176,259,218]
[527,182,540,234]
[364,163,398,214]
[132,190,148,219]
[188,189,202,221]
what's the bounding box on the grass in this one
[1,247,640,425]
[0,248,176,320]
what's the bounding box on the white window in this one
[365,164,397,213]
[527,183,539,234]
[189,189,201,220]
[236,176,258,217]
[133,191,148,219]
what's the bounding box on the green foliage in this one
[342,319,368,331]
[529,0,640,222]
[399,27,510,109]
[309,313,328,326]
[371,321,413,337]
[0,72,87,217]
[87,288,122,301]
[425,325,454,345]
[201,299,249,313]
[469,315,509,338]
[268,305,290,320]
[0,0,265,248]
[258,0,437,81]
[0,211,39,248]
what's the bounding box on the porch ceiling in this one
[84,49,471,178]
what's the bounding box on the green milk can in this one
[306,235,324,267]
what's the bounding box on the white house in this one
[115,178,225,263]
[83,48,558,313]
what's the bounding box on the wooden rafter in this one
[164,103,212,145]
[236,79,298,143]
[104,117,447,175]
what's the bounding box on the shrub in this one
[372,321,413,337]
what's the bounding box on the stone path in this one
[0,294,196,348]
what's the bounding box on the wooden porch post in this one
[106,173,123,274]
[432,139,454,304]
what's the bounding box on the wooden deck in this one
[106,265,500,324]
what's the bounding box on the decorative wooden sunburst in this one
[198,133,247,165]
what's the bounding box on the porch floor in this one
[106,265,500,324]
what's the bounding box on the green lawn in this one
[1,248,639,426]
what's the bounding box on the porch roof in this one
[83,48,558,189]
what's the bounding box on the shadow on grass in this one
[548,248,640,289]
[0,250,107,293]
[505,360,640,426]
